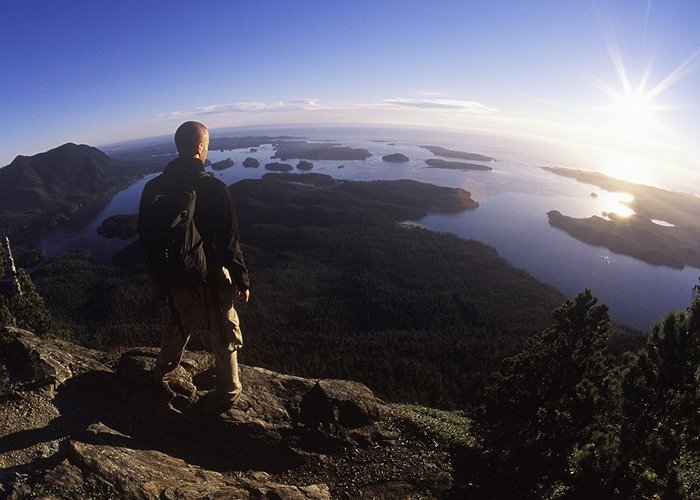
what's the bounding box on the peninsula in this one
[273,141,371,161]
[421,146,495,162]
[544,167,700,269]
[425,159,493,171]
[97,214,138,240]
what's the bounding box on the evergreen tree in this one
[0,269,53,336]
[615,300,700,497]
[478,290,612,498]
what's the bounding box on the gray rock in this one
[0,326,109,392]
[0,328,452,499]
[65,422,329,499]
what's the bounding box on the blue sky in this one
[2,0,700,182]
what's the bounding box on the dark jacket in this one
[139,157,250,291]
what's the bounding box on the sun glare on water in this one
[602,191,635,218]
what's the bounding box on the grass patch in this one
[393,403,475,448]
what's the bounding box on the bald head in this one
[175,121,209,160]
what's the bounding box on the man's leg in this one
[155,289,193,382]
[208,277,244,406]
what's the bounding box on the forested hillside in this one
[30,173,571,407]
[0,143,157,236]
[4,169,695,497]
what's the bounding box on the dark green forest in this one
[26,173,579,407]
[4,172,694,497]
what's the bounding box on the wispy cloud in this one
[159,97,497,120]
[159,99,326,119]
[380,98,497,113]
[413,90,443,97]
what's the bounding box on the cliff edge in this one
[0,327,455,499]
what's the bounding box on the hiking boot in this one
[216,390,242,414]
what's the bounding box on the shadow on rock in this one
[113,348,389,473]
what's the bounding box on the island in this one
[382,153,410,163]
[424,159,493,171]
[262,172,336,186]
[210,158,234,171]
[97,214,138,240]
[242,157,260,168]
[421,145,495,162]
[264,162,293,172]
[273,141,371,161]
[239,173,479,222]
[544,166,700,269]
[296,160,314,171]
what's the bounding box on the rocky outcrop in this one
[0,327,455,498]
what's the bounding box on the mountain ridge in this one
[0,143,156,238]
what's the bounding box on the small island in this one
[97,214,138,240]
[265,162,293,172]
[242,157,260,168]
[211,158,234,171]
[382,153,409,163]
[296,160,314,171]
[544,166,700,269]
[424,159,493,171]
[421,145,495,162]
[273,141,371,161]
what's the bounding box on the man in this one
[138,121,250,410]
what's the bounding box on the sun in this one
[586,6,700,186]
[612,89,654,126]
[600,150,655,187]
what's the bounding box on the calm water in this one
[40,126,700,331]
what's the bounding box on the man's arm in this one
[215,185,250,294]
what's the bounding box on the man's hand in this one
[234,288,250,303]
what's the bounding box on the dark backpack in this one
[138,172,208,289]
